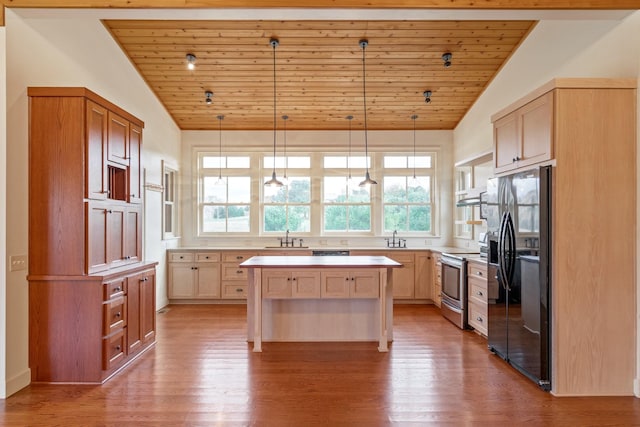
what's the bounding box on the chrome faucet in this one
[279,229,297,247]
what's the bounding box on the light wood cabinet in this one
[168,251,221,299]
[321,270,379,299]
[432,253,442,307]
[221,251,258,299]
[27,87,155,384]
[350,250,420,301]
[262,270,321,298]
[491,78,637,396]
[466,259,488,337]
[493,91,553,174]
[414,253,433,300]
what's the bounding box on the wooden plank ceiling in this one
[105,19,535,131]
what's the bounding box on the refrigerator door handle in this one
[504,211,517,289]
[497,211,509,290]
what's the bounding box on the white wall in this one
[3,10,182,396]
[179,129,455,249]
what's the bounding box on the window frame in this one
[162,161,180,240]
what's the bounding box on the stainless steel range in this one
[440,253,470,329]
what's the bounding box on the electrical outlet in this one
[425,239,432,245]
[10,255,27,272]
[340,240,348,245]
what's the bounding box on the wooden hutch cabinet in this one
[27,87,156,383]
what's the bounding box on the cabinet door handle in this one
[205,256,209,259]
[114,287,121,292]
[477,317,483,322]
[292,277,297,281]
[476,271,483,276]
[115,345,121,351]
[107,209,113,214]
[131,194,135,197]
[115,311,121,318]
[287,277,291,281]
[478,291,484,296]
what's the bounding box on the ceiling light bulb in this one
[205,91,213,105]
[442,52,452,68]
[186,53,196,70]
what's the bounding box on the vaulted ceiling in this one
[104,19,535,131]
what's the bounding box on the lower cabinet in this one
[432,253,443,307]
[167,250,257,301]
[261,269,379,299]
[467,259,488,337]
[29,262,157,383]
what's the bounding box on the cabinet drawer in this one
[221,282,247,299]
[468,276,489,306]
[103,296,126,336]
[196,252,220,262]
[102,329,126,370]
[468,262,488,281]
[468,302,488,336]
[103,279,125,300]
[169,252,194,262]
[222,252,256,263]
[221,263,248,280]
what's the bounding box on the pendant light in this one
[409,114,420,187]
[215,114,225,186]
[346,115,355,185]
[281,115,289,185]
[358,39,377,187]
[264,38,284,187]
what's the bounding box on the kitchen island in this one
[240,255,402,352]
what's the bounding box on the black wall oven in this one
[440,253,468,329]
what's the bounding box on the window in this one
[199,154,251,234]
[163,162,179,239]
[322,155,371,232]
[382,155,434,233]
[194,149,439,237]
[263,156,311,233]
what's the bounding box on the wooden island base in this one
[241,255,402,352]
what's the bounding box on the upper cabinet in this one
[28,87,145,276]
[493,91,554,174]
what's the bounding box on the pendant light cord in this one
[412,114,417,179]
[217,114,224,180]
[361,41,369,167]
[272,40,277,173]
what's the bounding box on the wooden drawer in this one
[103,296,126,336]
[221,263,248,280]
[468,301,488,336]
[169,252,194,262]
[222,252,256,263]
[468,261,488,281]
[221,282,247,299]
[103,279,125,300]
[196,252,220,262]
[102,328,126,370]
[468,276,489,306]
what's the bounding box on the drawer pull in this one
[114,287,121,292]
[236,288,243,292]
[236,256,244,260]
[477,291,484,296]
[477,316,483,323]
[179,256,184,259]
[115,345,121,351]
[205,256,209,259]
[476,271,483,276]
[236,270,243,274]
[115,312,121,318]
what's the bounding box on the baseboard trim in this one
[5,367,31,398]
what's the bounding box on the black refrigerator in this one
[484,165,551,391]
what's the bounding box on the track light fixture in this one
[423,90,432,104]
[186,53,197,70]
[205,91,213,105]
[442,52,452,68]
[358,39,377,188]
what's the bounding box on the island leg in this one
[253,267,262,352]
[378,267,389,352]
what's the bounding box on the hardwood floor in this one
[2,304,639,426]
